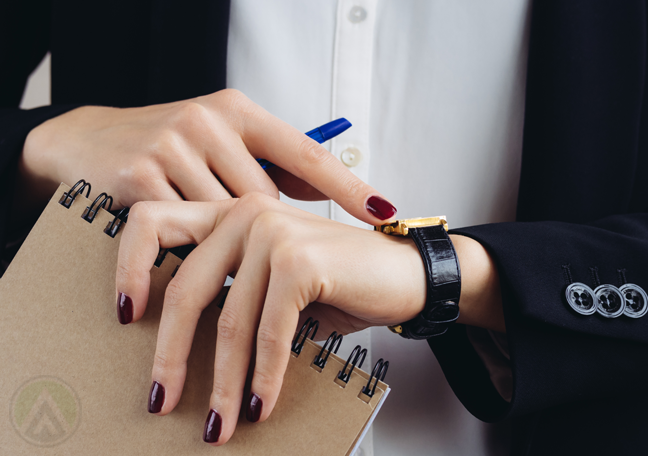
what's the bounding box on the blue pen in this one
[256,118,352,170]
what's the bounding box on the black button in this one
[594,284,625,318]
[565,282,596,315]
[620,283,648,319]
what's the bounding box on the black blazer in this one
[1,1,647,455]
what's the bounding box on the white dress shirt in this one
[227,1,531,454]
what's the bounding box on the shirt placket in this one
[329,0,377,230]
[329,2,378,456]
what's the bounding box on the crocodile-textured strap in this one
[399,225,461,340]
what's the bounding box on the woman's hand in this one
[116,193,503,445]
[19,89,395,225]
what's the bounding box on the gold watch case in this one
[375,216,448,237]
[375,216,448,334]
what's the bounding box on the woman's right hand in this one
[18,89,396,225]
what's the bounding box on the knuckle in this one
[211,381,234,404]
[238,191,274,210]
[154,349,177,373]
[128,201,156,225]
[256,325,283,349]
[149,129,192,169]
[249,210,286,244]
[341,174,368,199]
[115,261,139,287]
[218,88,246,103]
[128,160,161,193]
[173,101,210,129]
[216,308,241,345]
[164,278,204,318]
[272,240,317,275]
[253,368,283,392]
[164,278,190,310]
[214,89,257,128]
[295,136,329,168]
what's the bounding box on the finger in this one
[116,200,236,325]
[204,131,280,199]
[238,111,397,224]
[149,228,237,417]
[247,269,302,424]
[206,242,271,445]
[266,166,327,201]
[168,157,231,201]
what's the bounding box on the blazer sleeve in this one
[0,0,81,261]
[428,213,648,422]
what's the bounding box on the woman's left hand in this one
[115,193,503,445]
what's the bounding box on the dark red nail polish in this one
[203,409,222,443]
[366,196,397,220]
[246,393,262,423]
[117,292,133,325]
[148,381,165,414]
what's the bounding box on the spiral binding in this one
[337,345,367,384]
[312,331,343,369]
[361,358,389,398]
[82,192,113,223]
[104,207,130,238]
[291,317,319,355]
[61,179,129,237]
[291,319,389,399]
[58,179,91,208]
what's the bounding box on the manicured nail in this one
[148,381,165,414]
[117,292,133,325]
[366,196,397,220]
[246,393,262,423]
[203,409,222,443]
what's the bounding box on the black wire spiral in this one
[291,317,319,355]
[58,179,91,208]
[104,207,130,238]
[81,192,113,223]
[312,331,343,369]
[337,345,367,384]
[361,358,389,398]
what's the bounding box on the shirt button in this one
[341,147,363,167]
[348,6,367,23]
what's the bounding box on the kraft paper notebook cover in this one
[0,182,390,455]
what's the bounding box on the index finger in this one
[229,97,397,224]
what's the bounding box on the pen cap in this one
[306,118,352,143]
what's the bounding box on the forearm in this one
[0,105,83,231]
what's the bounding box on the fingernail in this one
[117,292,133,325]
[366,196,397,220]
[148,381,165,414]
[246,393,262,423]
[203,409,222,443]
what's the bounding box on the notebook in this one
[0,181,390,455]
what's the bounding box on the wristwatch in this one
[376,217,461,340]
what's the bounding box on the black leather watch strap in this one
[398,225,461,339]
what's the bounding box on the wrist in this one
[450,234,505,333]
